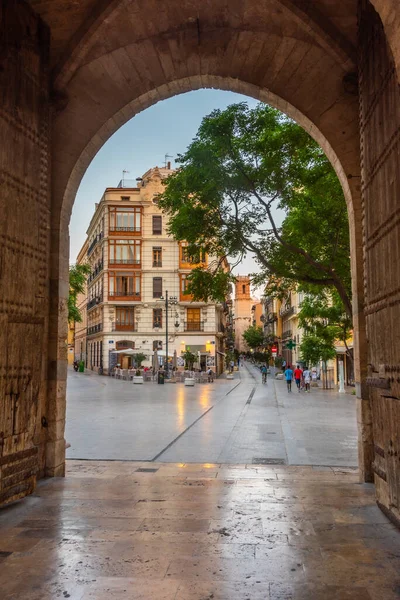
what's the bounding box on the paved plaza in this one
[0,461,399,599]
[66,364,358,467]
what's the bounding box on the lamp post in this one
[159,291,178,378]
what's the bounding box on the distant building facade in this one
[233,276,252,353]
[76,166,228,374]
[73,240,89,364]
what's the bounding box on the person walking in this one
[303,367,311,392]
[284,364,293,392]
[207,367,214,383]
[294,365,303,392]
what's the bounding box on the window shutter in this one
[153,277,162,298]
[152,215,162,234]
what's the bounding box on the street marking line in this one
[151,405,215,462]
[246,386,256,405]
[226,380,241,395]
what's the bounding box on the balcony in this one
[87,232,103,256]
[282,329,293,340]
[112,322,137,332]
[109,226,141,233]
[109,291,141,300]
[184,321,204,332]
[88,262,103,284]
[87,295,103,310]
[280,305,296,317]
[153,261,162,267]
[87,323,103,335]
[267,312,277,323]
[109,259,141,266]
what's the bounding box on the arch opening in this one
[62,85,364,473]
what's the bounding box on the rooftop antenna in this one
[164,154,173,168]
[122,169,129,187]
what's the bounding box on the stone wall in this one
[0,1,50,503]
[359,0,400,525]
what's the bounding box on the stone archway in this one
[1,0,400,526]
[47,0,368,485]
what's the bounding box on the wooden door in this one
[359,0,400,522]
[0,4,51,505]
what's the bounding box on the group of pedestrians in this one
[284,364,312,393]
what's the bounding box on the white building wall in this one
[82,166,226,374]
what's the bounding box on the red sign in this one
[271,346,277,353]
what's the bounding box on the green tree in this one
[298,290,353,366]
[299,334,337,366]
[159,102,351,317]
[182,350,196,369]
[68,263,90,323]
[242,325,264,350]
[134,352,147,368]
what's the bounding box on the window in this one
[153,340,163,351]
[109,207,141,232]
[115,307,135,330]
[242,284,246,294]
[181,245,205,264]
[186,307,202,331]
[152,215,162,235]
[180,274,190,295]
[153,308,162,328]
[109,239,141,265]
[153,277,162,298]
[116,340,135,350]
[109,271,141,298]
[153,247,162,267]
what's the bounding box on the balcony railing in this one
[109,226,141,233]
[184,321,204,332]
[112,322,137,331]
[282,329,293,340]
[87,295,103,310]
[87,323,103,335]
[88,262,103,284]
[267,312,278,323]
[87,232,103,256]
[109,291,141,299]
[153,261,162,267]
[280,305,296,317]
[109,259,141,265]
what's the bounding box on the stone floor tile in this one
[80,578,180,599]
[166,555,306,583]
[175,580,271,599]
[137,517,210,533]
[269,583,373,599]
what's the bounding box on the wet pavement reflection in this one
[0,461,399,599]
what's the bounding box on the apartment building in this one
[262,294,283,356]
[73,240,89,363]
[78,165,227,374]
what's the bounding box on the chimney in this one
[167,161,171,170]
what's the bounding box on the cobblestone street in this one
[66,363,358,467]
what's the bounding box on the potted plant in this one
[182,350,196,386]
[133,352,147,384]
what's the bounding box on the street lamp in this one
[159,291,178,378]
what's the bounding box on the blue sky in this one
[69,89,261,284]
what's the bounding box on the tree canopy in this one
[298,290,353,366]
[242,325,265,350]
[68,263,90,323]
[159,102,352,317]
